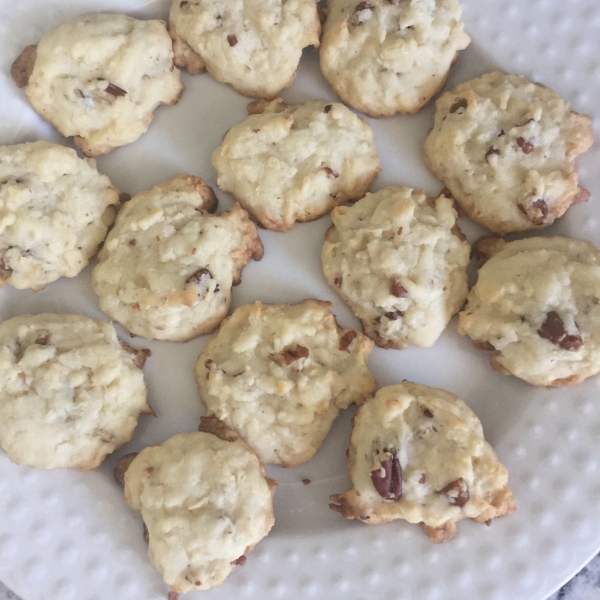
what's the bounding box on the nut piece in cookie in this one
[212,98,381,231]
[169,0,320,99]
[123,425,276,594]
[194,299,377,466]
[322,186,470,349]
[0,314,151,470]
[320,0,470,117]
[330,381,516,542]
[0,141,120,291]
[458,236,600,387]
[12,14,184,157]
[92,174,263,342]
[423,71,594,235]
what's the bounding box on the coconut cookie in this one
[0,141,119,291]
[11,14,184,157]
[330,381,516,543]
[322,186,470,349]
[124,418,277,596]
[423,72,594,235]
[194,300,377,466]
[169,0,320,99]
[212,98,381,231]
[92,175,263,342]
[458,236,600,388]
[319,0,470,118]
[0,313,151,470]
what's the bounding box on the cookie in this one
[11,14,184,157]
[0,141,119,291]
[124,417,276,595]
[322,186,470,349]
[0,313,151,470]
[458,236,600,388]
[319,0,470,118]
[92,175,263,342]
[212,98,381,231]
[423,72,594,235]
[169,0,320,98]
[330,381,516,543]
[194,299,377,466]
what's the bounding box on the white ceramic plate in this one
[1,1,599,599]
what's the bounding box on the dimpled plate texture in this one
[0,1,599,599]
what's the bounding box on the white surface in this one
[0,1,599,600]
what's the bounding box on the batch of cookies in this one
[0,0,596,597]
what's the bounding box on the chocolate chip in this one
[439,477,469,507]
[518,198,549,226]
[339,330,357,351]
[371,450,402,500]
[537,311,583,351]
[334,277,343,287]
[423,408,434,418]
[227,34,238,47]
[232,555,246,566]
[449,98,468,114]
[105,83,127,97]
[180,0,188,6]
[302,478,311,485]
[324,104,332,113]
[485,146,500,161]
[282,344,309,366]
[35,333,50,345]
[324,167,339,179]
[128,239,136,246]
[419,474,426,484]
[517,137,534,154]
[390,281,408,298]
[498,129,505,137]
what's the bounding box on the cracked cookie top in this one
[322,186,470,349]
[15,13,184,156]
[92,175,263,342]
[330,381,515,543]
[169,0,320,98]
[320,0,470,117]
[124,425,276,594]
[0,141,119,290]
[423,72,593,235]
[212,98,381,231]
[458,236,600,387]
[0,313,150,470]
[194,299,376,466]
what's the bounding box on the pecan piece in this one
[384,310,404,320]
[472,339,495,352]
[449,98,467,114]
[324,167,339,179]
[10,45,37,88]
[105,83,127,97]
[537,311,583,351]
[439,477,469,507]
[282,344,309,366]
[516,137,534,154]
[324,104,332,113]
[390,280,408,298]
[517,198,549,226]
[227,34,238,47]
[232,555,246,566]
[120,340,151,368]
[35,333,50,345]
[423,408,434,418]
[339,330,357,351]
[371,450,402,500]
[334,277,343,287]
